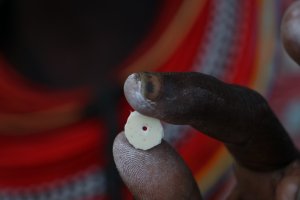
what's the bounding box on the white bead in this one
[124,111,164,150]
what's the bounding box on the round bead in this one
[124,111,164,150]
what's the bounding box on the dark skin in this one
[114,1,300,199]
[1,0,300,199]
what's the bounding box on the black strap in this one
[85,84,123,200]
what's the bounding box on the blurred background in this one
[0,0,299,200]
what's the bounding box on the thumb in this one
[113,132,202,200]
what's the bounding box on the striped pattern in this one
[0,0,295,200]
[193,0,240,79]
[0,168,106,200]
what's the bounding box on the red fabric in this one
[177,129,222,174]
[0,55,90,113]
[159,0,212,72]
[119,0,183,71]
[0,119,107,187]
[230,1,258,85]
[0,0,187,191]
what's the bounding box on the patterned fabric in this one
[0,0,299,200]
[0,168,106,200]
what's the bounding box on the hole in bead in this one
[142,126,148,131]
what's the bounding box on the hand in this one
[112,1,300,198]
[113,72,299,200]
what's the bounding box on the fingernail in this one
[284,183,299,200]
[139,72,162,101]
[124,73,160,112]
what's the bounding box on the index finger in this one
[124,72,299,171]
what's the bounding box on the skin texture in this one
[113,133,202,200]
[123,73,298,171]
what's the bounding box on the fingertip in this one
[124,73,155,115]
[276,179,300,200]
[281,1,300,65]
[276,161,300,200]
[113,132,202,200]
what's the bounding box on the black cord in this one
[85,84,123,200]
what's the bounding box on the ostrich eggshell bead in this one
[124,111,164,150]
